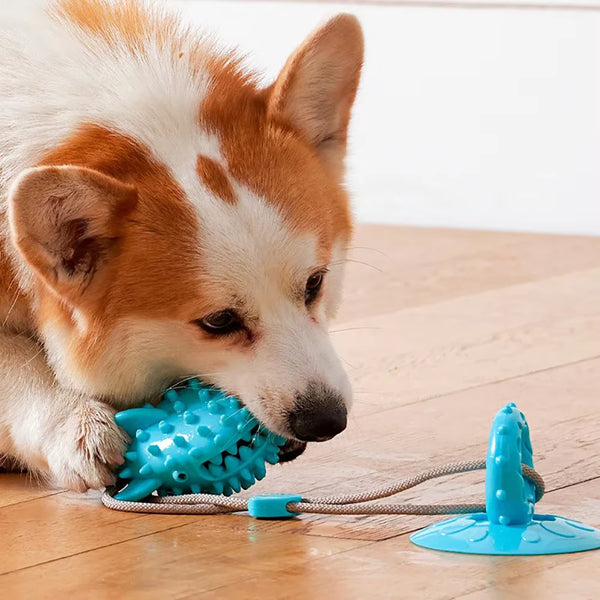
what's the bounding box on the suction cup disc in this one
[410,513,600,556]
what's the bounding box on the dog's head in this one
[7,12,363,445]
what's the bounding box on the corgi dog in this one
[0,0,363,491]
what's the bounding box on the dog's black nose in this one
[289,382,347,442]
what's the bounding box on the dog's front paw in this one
[47,399,127,492]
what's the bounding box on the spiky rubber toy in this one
[113,379,286,501]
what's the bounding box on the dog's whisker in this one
[227,406,250,421]
[18,344,47,369]
[345,245,389,258]
[352,390,399,397]
[329,258,384,273]
[328,326,381,334]
[338,355,357,370]
[165,375,202,391]
[165,372,228,391]
[1,291,21,328]
[250,422,264,448]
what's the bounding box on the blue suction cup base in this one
[410,513,600,555]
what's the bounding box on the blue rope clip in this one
[248,494,302,519]
[410,402,600,555]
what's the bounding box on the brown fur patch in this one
[201,83,352,263]
[196,155,236,204]
[38,124,203,320]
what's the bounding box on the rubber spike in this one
[238,446,253,462]
[159,420,174,434]
[212,481,224,495]
[239,468,253,483]
[241,478,255,490]
[147,444,162,457]
[229,477,241,493]
[213,434,227,446]
[208,463,225,478]
[188,447,204,459]
[164,389,178,402]
[136,430,150,442]
[184,411,199,425]
[254,461,266,480]
[207,401,220,414]
[115,408,168,437]
[119,467,133,479]
[224,455,240,471]
[266,451,280,465]
[139,464,153,476]
[197,466,212,481]
[114,478,161,501]
[173,435,188,448]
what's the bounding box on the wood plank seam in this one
[0,520,199,577]
[0,490,64,510]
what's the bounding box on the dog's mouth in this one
[277,439,307,463]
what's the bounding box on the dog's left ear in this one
[268,14,364,178]
[8,165,137,301]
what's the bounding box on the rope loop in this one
[102,460,545,517]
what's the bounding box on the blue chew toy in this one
[114,379,286,501]
[410,402,600,555]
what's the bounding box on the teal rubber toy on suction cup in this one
[113,379,286,501]
[410,402,600,555]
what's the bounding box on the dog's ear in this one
[8,165,137,300]
[268,14,364,179]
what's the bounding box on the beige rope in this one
[102,460,545,516]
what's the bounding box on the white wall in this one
[174,1,600,235]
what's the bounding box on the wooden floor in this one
[2,225,600,599]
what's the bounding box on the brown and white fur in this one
[0,0,363,491]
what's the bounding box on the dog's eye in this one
[305,271,326,305]
[195,310,242,335]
